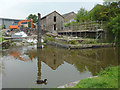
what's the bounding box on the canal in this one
[1,45,118,88]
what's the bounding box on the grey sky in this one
[0,0,104,19]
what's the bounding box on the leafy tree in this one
[103,1,120,19]
[27,14,37,28]
[106,14,120,46]
[74,8,89,23]
[20,25,24,28]
[88,4,108,21]
[27,14,37,23]
[103,1,120,46]
[2,24,6,29]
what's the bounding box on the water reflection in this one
[1,46,119,88]
[8,48,34,62]
[22,46,118,76]
[37,50,47,85]
[2,46,119,75]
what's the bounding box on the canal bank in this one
[58,65,119,88]
[47,40,115,49]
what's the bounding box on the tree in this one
[88,4,108,21]
[27,14,37,28]
[2,24,6,29]
[105,14,120,46]
[74,8,89,23]
[104,1,120,18]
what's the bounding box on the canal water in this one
[1,45,118,88]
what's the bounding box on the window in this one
[54,16,56,22]
[54,24,56,30]
[61,27,63,30]
[43,25,45,30]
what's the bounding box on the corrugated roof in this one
[0,17,22,21]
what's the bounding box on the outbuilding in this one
[41,11,64,33]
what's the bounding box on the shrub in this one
[84,40,97,44]
[70,40,77,45]
[48,36,54,41]
[64,22,71,27]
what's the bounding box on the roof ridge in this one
[41,11,64,20]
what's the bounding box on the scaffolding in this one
[64,21,105,31]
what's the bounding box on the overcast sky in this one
[0,0,104,19]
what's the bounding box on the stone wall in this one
[63,12,76,23]
[41,11,64,33]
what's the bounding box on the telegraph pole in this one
[37,13,42,48]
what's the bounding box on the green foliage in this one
[0,36,4,42]
[88,1,120,21]
[70,40,78,45]
[12,42,16,46]
[20,25,24,28]
[88,4,108,21]
[64,22,71,27]
[0,37,3,42]
[48,36,54,41]
[105,14,120,46]
[71,21,76,26]
[73,66,119,88]
[90,1,120,46]
[2,24,6,29]
[43,38,47,43]
[27,14,37,23]
[27,14,37,28]
[75,8,89,23]
[84,40,97,44]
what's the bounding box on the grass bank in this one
[72,65,119,88]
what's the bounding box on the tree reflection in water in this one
[24,46,118,76]
[7,46,118,77]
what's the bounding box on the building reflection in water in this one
[25,46,118,76]
[7,46,118,81]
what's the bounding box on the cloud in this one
[0,0,104,3]
[0,0,104,19]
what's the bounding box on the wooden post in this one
[37,13,42,48]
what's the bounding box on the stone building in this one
[0,18,22,29]
[63,12,76,23]
[41,11,64,33]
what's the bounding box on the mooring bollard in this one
[37,13,42,48]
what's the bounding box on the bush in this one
[48,36,54,41]
[2,24,6,29]
[64,22,71,27]
[70,40,77,45]
[0,37,4,42]
[84,40,97,44]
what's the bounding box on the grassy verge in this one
[72,65,119,88]
[0,37,3,42]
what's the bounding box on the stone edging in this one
[57,76,98,88]
[47,41,115,49]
